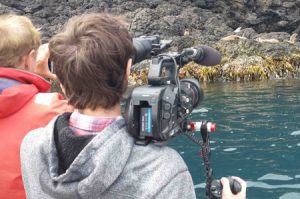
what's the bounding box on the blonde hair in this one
[0,13,41,67]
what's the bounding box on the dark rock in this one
[1,0,299,40]
[237,28,258,39]
[1,0,300,81]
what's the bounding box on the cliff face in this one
[1,0,299,42]
[1,0,300,81]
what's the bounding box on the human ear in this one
[15,50,36,71]
[25,49,37,72]
[15,55,27,70]
[125,58,132,80]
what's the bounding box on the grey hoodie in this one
[21,115,196,199]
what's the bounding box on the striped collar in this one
[69,110,118,136]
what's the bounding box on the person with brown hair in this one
[0,13,69,198]
[20,12,246,199]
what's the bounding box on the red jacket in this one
[0,67,70,199]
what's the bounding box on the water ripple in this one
[258,173,293,181]
[247,181,300,189]
[279,192,300,199]
[223,148,237,152]
[291,130,300,135]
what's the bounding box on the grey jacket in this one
[21,116,196,199]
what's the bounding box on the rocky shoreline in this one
[1,0,299,82]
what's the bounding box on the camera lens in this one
[132,38,152,64]
[180,78,203,109]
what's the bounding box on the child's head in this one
[0,13,41,67]
[49,13,135,110]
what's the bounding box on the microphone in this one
[133,38,153,64]
[182,45,221,66]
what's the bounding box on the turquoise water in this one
[170,79,300,199]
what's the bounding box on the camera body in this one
[125,36,203,144]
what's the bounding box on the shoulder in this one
[127,143,189,178]
[140,143,187,167]
[134,142,186,161]
[115,143,193,198]
[20,117,56,159]
[29,92,72,123]
[33,92,69,109]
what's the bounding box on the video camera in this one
[124,36,242,199]
[125,35,219,145]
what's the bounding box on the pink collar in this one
[69,110,117,136]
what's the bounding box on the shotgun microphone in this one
[182,45,221,66]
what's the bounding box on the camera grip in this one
[228,176,242,194]
[210,177,242,198]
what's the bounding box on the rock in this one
[254,32,291,42]
[1,0,300,82]
[287,33,298,44]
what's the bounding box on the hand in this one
[221,176,246,199]
[34,43,57,80]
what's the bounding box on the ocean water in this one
[169,79,300,199]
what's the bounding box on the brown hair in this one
[49,13,135,110]
[0,13,41,67]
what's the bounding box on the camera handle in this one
[184,121,241,199]
[148,55,179,86]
